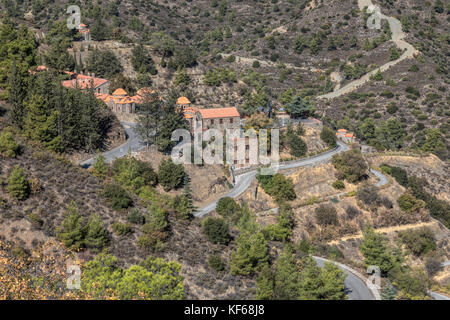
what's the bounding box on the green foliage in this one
[216,197,241,222]
[92,154,108,179]
[84,214,109,250]
[230,230,269,276]
[6,166,30,200]
[56,201,85,250]
[360,225,398,275]
[332,150,368,183]
[112,156,158,190]
[381,281,397,300]
[127,208,145,225]
[158,158,185,191]
[208,255,226,272]
[263,205,294,242]
[204,68,237,86]
[286,125,307,157]
[255,264,274,300]
[381,164,408,187]
[174,68,190,87]
[0,129,19,157]
[257,173,296,203]
[332,180,345,190]
[273,246,301,299]
[86,49,123,78]
[103,184,133,210]
[112,222,133,236]
[19,72,113,152]
[202,217,230,245]
[131,45,157,75]
[397,193,425,212]
[82,254,184,300]
[320,126,337,148]
[399,227,436,257]
[285,96,311,119]
[168,47,197,70]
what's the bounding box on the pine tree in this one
[381,280,397,300]
[92,154,109,179]
[135,91,163,147]
[255,264,274,300]
[6,165,30,200]
[84,214,109,250]
[7,60,27,127]
[274,246,301,299]
[57,201,85,249]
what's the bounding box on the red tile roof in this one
[198,107,240,119]
[62,74,108,90]
[112,88,128,96]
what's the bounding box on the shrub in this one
[202,217,230,245]
[112,156,158,190]
[6,166,30,201]
[103,184,133,210]
[315,204,339,226]
[127,208,145,224]
[381,197,393,209]
[0,130,19,158]
[252,60,260,68]
[345,205,362,219]
[399,228,436,256]
[332,150,368,183]
[256,174,296,203]
[158,158,185,191]
[112,222,133,236]
[398,193,425,212]
[320,126,337,148]
[216,197,241,222]
[208,255,226,271]
[332,180,345,190]
[356,184,380,207]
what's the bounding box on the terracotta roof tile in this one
[198,107,240,119]
[112,88,128,96]
[177,96,191,105]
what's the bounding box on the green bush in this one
[400,227,436,257]
[112,222,133,236]
[6,166,30,200]
[320,126,337,148]
[398,193,425,212]
[208,254,226,271]
[332,150,368,183]
[56,202,85,250]
[257,173,296,203]
[332,180,345,190]
[103,184,133,210]
[202,217,230,245]
[0,130,19,158]
[158,158,185,191]
[216,197,241,222]
[127,208,145,224]
[112,156,158,190]
[84,214,109,250]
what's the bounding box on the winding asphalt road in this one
[313,256,380,300]
[317,0,419,100]
[80,122,144,168]
[194,141,350,217]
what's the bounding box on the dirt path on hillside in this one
[317,0,419,100]
[221,53,323,73]
[328,221,436,244]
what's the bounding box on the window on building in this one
[211,119,214,125]
[230,118,233,124]
[220,119,223,124]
